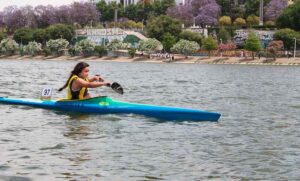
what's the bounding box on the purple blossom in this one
[2,6,27,32]
[264,0,288,21]
[69,2,100,27]
[167,4,194,26]
[191,0,220,26]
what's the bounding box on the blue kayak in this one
[0,96,221,122]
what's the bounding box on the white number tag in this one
[41,87,53,100]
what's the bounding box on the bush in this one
[128,48,136,58]
[94,45,108,57]
[219,16,232,26]
[171,39,200,58]
[234,18,246,26]
[75,39,96,57]
[24,41,42,56]
[179,30,203,46]
[0,38,19,55]
[13,28,33,45]
[43,47,51,57]
[139,38,163,54]
[47,38,69,56]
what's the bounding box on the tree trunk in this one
[252,51,254,60]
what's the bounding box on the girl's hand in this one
[95,75,104,82]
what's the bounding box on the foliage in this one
[203,35,218,57]
[267,40,283,58]
[219,16,232,26]
[244,32,262,59]
[179,30,203,47]
[146,15,181,42]
[162,33,177,52]
[265,20,275,26]
[75,39,96,57]
[13,27,33,45]
[218,28,231,44]
[191,0,221,26]
[0,2,100,31]
[233,18,246,26]
[139,38,163,53]
[167,4,194,26]
[46,38,69,55]
[24,41,42,56]
[107,39,131,51]
[265,0,288,21]
[217,0,231,17]
[0,38,19,55]
[245,0,271,17]
[246,15,259,26]
[96,0,124,22]
[46,24,75,42]
[43,47,51,57]
[276,2,300,31]
[0,31,7,42]
[32,29,48,45]
[94,45,108,57]
[128,48,136,58]
[273,28,300,50]
[171,39,199,58]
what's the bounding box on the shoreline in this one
[1,54,300,66]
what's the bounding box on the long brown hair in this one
[58,62,90,91]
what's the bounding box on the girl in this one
[58,62,111,100]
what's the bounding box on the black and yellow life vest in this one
[67,75,88,100]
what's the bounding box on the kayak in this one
[0,96,221,122]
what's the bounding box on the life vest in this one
[67,75,88,100]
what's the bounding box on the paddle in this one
[96,75,124,95]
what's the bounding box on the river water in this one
[0,59,299,180]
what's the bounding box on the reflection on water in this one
[0,60,300,180]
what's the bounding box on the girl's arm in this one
[76,78,110,88]
[89,75,104,82]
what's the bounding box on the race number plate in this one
[41,87,53,100]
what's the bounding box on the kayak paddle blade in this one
[111,82,124,95]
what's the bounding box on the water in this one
[0,59,300,180]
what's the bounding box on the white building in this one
[89,0,138,7]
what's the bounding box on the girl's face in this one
[79,67,89,79]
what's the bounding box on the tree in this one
[273,28,300,50]
[32,29,48,45]
[179,30,203,47]
[46,38,69,55]
[234,18,246,26]
[276,2,300,31]
[167,4,194,26]
[191,0,220,26]
[203,35,218,58]
[24,41,42,56]
[265,0,288,21]
[217,0,231,16]
[2,6,27,33]
[69,2,100,27]
[13,28,33,45]
[244,32,261,60]
[139,38,163,54]
[267,40,283,60]
[171,39,200,58]
[245,0,271,17]
[246,15,259,26]
[145,15,181,42]
[162,33,177,52]
[75,39,96,57]
[46,24,75,42]
[218,28,230,44]
[0,38,19,55]
[219,16,232,26]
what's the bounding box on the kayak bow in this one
[0,96,221,122]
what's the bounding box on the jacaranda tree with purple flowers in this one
[167,4,194,26]
[264,0,288,21]
[191,0,220,26]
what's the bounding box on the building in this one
[89,0,138,7]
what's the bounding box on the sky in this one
[0,0,80,10]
